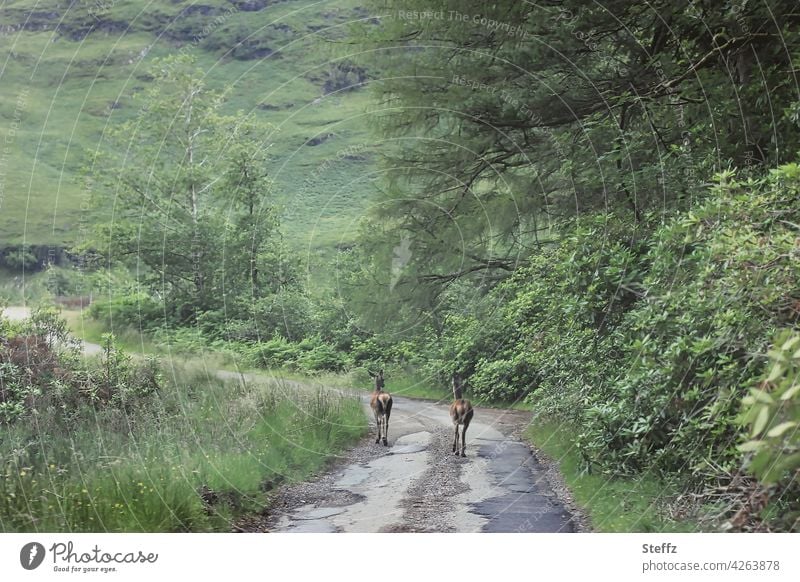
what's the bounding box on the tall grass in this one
[0,365,366,532]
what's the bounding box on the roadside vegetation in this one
[527,423,699,533]
[0,308,365,532]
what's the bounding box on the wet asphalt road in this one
[270,394,579,533]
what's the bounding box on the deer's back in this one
[371,391,392,414]
[450,399,473,425]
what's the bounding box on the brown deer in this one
[369,369,392,446]
[450,373,474,457]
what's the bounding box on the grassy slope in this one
[0,0,377,256]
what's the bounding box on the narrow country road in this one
[3,306,584,533]
[263,394,584,533]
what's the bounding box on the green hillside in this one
[0,0,377,250]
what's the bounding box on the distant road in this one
[1,306,31,322]
[1,305,103,356]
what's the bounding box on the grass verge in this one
[0,364,366,532]
[526,422,701,532]
[61,309,159,355]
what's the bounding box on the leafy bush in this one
[388,163,800,503]
[738,331,800,530]
[0,307,80,423]
[294,336,351,372]
[0,308,163,424]
[1,245,39,270]
[89,291,164,330]
[247,335,351,373]
[247,334,302,369]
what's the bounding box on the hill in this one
[0,0,377,253]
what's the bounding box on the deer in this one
[368,369,392,446]
[450,373,474,457]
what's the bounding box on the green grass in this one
[61,308,160,354]
[526,422,702,532]
[0,266,52,304]
[0,363,366,532]
[0,0,377,252]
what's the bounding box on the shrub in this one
[294,337,351,372]
[89,291,164,330]
[0,309,163,424]
[737,330,800,530]
[247,335,302,369]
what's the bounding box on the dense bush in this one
[89,291,165,330]
[406,164,800,497]
[294,336,352,372]
[0,245,39,270]
[0,307,164,424]
[246,334,302,369]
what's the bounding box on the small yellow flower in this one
[19,471,26,477]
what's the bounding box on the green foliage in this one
[372,164,800,512]
[737,331,800,530]
[0,308,163,423]
[89,291,165,330]
[527,422,699,532]
[0,246,38,270]
[353,0,800,305]
[294,336,352,372]
[248,335,303,369]
[91,55,270,320]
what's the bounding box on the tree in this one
[91,55,282,323]
[351,0,800,297]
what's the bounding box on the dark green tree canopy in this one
[350,0,799,306]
